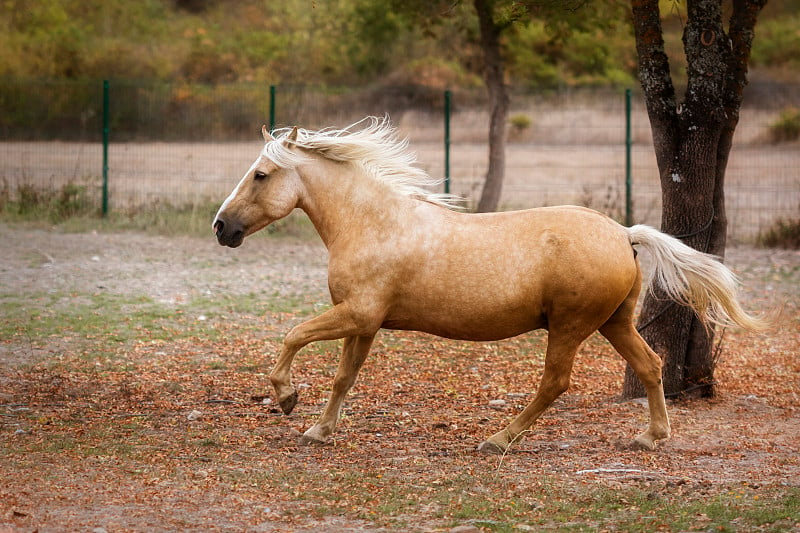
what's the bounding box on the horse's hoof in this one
[279,390,298,415]
[477,440,506,455]
[632,435,657,451]
[298,432,329,447]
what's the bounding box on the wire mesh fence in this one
[1,78,797,242]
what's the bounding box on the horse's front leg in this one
[269,303,366,415]
[300,334,375,445]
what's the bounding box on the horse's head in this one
[213,126,303,247]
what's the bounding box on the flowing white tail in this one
[627,224,766,331]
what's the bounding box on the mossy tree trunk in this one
[623,0,767,399]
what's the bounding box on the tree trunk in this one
[474,0,509,213]
[623,0,765,398]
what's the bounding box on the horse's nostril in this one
[214,219,224,235]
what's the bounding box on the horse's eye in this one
[254,170,267,181]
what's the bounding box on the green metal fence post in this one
[102,79,109,217]
[444,90,451,195]
[625,88,632,227]
[269,85,276,133]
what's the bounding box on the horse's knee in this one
[636,364,662,388]
[282,326,306,351]
[541,373,570,398]
[637,356,664,389]
[619,340,663,387]
[556,373,571,394]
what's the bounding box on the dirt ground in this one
[0,224,798,532]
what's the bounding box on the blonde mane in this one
[263,117,461,209]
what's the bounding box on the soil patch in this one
[1,226,798,531]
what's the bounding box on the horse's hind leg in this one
[599,305,671,450]
[478,331,583,454]
[299,334,375,445]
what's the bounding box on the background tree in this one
[472,0,511,212]
[384,0,512,212]
[622,0,767,398]
[471,1,629,212]
[389,0,627,212]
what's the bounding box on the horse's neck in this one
[296,158,408,248]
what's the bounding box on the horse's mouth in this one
[219,233,244,248]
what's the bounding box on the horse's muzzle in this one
[213,218,245,248]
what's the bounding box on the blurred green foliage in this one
[0,0,790,88]
[769,107,800,143]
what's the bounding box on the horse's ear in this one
[262,125,275,142]
[286,126,299,144]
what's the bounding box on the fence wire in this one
[1,79,797,242]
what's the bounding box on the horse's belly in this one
[381,318,541,341]
[382,294,546,341]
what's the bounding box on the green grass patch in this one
[769,107,800,143]
[189,290,316,318]
[758,217,800,249]
[357,481,800,533]
[0,185,320,240]
[7,420,143,460]
[1,291,178,345]
[216,466,800,532]
[0,288,313,369]
[0,182,96,224]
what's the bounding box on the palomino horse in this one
[213,117,762,454]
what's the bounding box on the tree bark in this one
[474,0,510,213]
[623,0,765,398]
